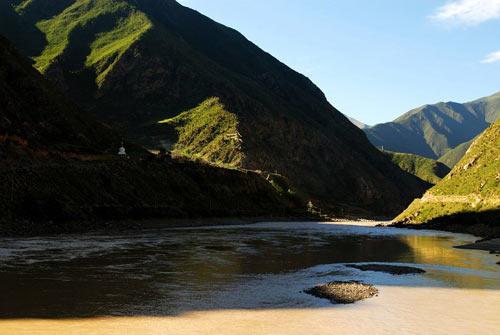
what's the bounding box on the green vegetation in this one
[0,35,119,155]
[366,91,500,159]
[160,98,244,167]
[384,151,450,184]
[0,36,305,233]
[438,139,473,168]
[1,0,428,215]
[395,121,500,225]
[14,0,33,12]
[85,11,151,86]
[30,0,151,86]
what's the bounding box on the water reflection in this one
[0,222,498,318]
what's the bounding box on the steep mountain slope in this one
[394,121,500,232]
[347,116,369,129]
[0,34,120,157]
[1,0,427,214]
[1,159,304,235]
[0,34,303,233]
[438,139,474,168]
[365,92,500,159]
[383,151,450,185]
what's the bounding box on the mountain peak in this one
[366,92,499,160]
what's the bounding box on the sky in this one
[177,0,499,125]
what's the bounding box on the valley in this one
[0,1,498,334]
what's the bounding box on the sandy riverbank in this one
[1,220,498,334]
[2,285,499,335]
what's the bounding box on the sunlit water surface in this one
[0,222,499,334]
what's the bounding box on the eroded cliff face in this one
[2,0,428,214]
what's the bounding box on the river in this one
[0,221,499,334]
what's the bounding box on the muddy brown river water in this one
[0,221,499,334]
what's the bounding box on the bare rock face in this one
[304,281,379,304]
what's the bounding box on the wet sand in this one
[2,285,499,335]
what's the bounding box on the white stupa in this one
[118,143,127,156]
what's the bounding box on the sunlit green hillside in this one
[384,151,450,185]
[395,121,500,226]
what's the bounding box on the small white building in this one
[118,144,127,156]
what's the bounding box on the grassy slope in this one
[365,91,500,159]
[2,0,428,215]
[394,121,500,226]
[0,34,120,155]
[0,33,304,233]
[438,139,474,168]
[384,151,450,185]
[29,0,152,85]
[159,97,244,167]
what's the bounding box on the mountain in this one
[0,34,303,233]
[347,116,369,129]
[438,139,474,169]
[0,34,120,158]
[383,151,450,185]
[365,91,500,159]
[0,0,427,214]
[394,121,500,234]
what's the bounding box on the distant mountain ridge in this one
[365,91,500,160]
[0,0,427,214]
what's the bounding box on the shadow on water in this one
[0,223,498,319]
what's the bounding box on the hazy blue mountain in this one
[365,91,500,159]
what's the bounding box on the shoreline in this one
[455,238,500,259]
[2,217,498,262]
[388,221,500,258]
[0,215,319,237]
[0,220,498,334]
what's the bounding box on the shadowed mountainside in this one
[0,0,427,215]
[0,159,303,235]
[347,116,369,129]
[383,151,450,185]
[0,35,122,158]
[0,34,304,234]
